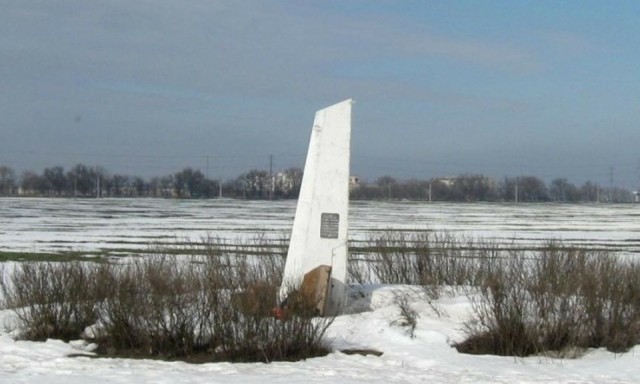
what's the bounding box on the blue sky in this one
[1,1,639,187]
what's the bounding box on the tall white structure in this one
[281,99,353,315]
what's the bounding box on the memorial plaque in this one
[320,213,340,239]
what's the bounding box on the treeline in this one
[353,174,635,203]
[0,164,635,202]
[0,164,302,199]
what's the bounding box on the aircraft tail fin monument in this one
[280,99,353,316]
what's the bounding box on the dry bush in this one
[211,286,333,362]
[456,250,541,356]
[578,253,640,352]
[199,248,332,362]
[347,251,375,286]
[370,232,420,285]
[391,293,419,339]
[10,231,637,360]
[456,244,640,356]
[363,231,486,297]
[0,261,97,341]
[91,237,331,362]
[2,236,332,363]
[360,231,640,356]
[92,255,212,357]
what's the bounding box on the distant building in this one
[634,191,639,203]
[431,175,496,189]
[433,177,456,187]
[349,175,360,190]
[274,171,296,194]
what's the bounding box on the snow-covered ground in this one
[1,285,639,383]
[1,198,639,256]
[1,199,640,383]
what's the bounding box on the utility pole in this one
[269,154,274,201]
[206,155,210,180]
[514,178,519,204]
[609,166,615,203]
[636,159,640,190]
[243,177,247,199]
[609,166,614,188]
[428,181,432,202]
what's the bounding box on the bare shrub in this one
[370,232,419,285]
[347,251,375,285]
[92,255,212,357]
[9,231,637,360]
[2,235,331,363]
[579,253,640,352]
[391,293,419,339]
[456,250,539,356]
[353,232,640,356]
[365,231,484,294]
[91,260,150,352]
[211,286,333,362]
[199,246,332,362]
[88,236,330,362]
[456,243,640,356]
[0,261,97,341]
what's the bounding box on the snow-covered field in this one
[2,198,640,256]
[1,198,640,383]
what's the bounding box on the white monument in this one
[280,99,353,316]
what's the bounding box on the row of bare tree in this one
[0,164,634,202]
[352,174,634,203]
[0,164,302,199]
